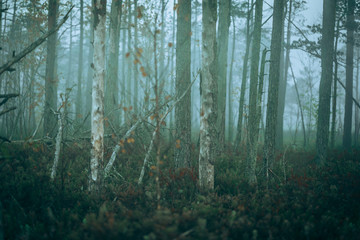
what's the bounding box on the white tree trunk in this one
[90,0,107,191]
[199,0,217,191]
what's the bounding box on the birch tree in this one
[175,0,192,168]
[199,0,217,191]
[90,0,107,192]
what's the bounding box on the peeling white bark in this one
[50,112,63,180]
[90,0,107,189]
[199,0,217,191]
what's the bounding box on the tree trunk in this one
[44,0,58,138]
[90,0,107,192]
[199,0,217,191]
[276,0,292,150]
[316,0,336,164]
[85,0,95,129]
[355,49,359,146]
[330,16,341,149]
[235,0,252,150]
[263,0,285,176]
[105,0,122,128]
[175,0,192,168]
[216,0,231,152]
[342,0,355,150]
[227,17,236,143]
[245,0,263,185]
[133,0,139,113]
[126,0,132,121]
[76,0,84,121]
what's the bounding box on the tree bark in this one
[90,0,107,192]
[330,15,341,149]
[245,0,263,185]
[316,0,336,164]
[175,0,192,168]
[199,0,217,191]
[216,0,231,152]
[227,16,236,142]
[276,0,292,150]
[235,0,252,150]
[263,0,285,176]
[44,0,59,138]
[342,0,355,150]
[76,0,84,121]
[105,0,122,128]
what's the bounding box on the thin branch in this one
[0,6,74,76]
[0,107,16,116]
[138,70,200,185]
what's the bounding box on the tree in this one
[245,0,263,184]
[235,0,253,149]
[276,0,292,150]
[105,0,122,127]
[342,0,355,150]
[175,0,192,168]
[90,0,107,192]
[44,0,59,137]
[199,0,217,191]
[263,0,285,177]
[75,0,84,121]
[316,0,336,164]
[216,0,231,152]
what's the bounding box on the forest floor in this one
[0,141,360,239]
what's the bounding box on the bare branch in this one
[0,6,74,76]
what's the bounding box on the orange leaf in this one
[140,66,145,72]
[150,166,157,170]
[121,149,126,154]
[168,42,173,47]
[142,71,147,77]
[125,52,130,58]
[123,107,128,111]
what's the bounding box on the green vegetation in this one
[1,143,360,239]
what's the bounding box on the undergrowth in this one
[0,142,359,239]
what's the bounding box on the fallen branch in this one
[0,6,74,76]
[138,70,199,185]
[50,110,64,180]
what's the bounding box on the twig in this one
[138,70,200,185]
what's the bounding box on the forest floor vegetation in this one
[0,142,360,239]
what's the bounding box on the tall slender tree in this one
[76,0,84,121]
[276,0,292,150]
[263,0,285,176]
[90,0,107,192]
[175,0,192,168]
[199,0,217,190]
[105,0,122,127]
[245,0,263,184]
[44,0,59,137]
[216,0,230,152]
[343,0,355,149]
[316,0,336,164]
[235,0,253,149]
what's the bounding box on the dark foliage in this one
[0,143,360,239]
